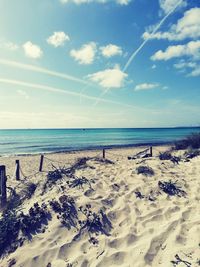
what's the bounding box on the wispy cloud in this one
[190,67,200,77]
[17,89,29,99]
[123,0,183,71]
[60,0,132,5]
[0,59,90,86]
[47,31,70,47]
[159,0,187,15]
[0,40,19,51]
[174,60,197,70]
[0,78,133,108]
[173,59,200,77]
[23,41,43,59]
[134,83,159,91]
[116,0,131,5]
[70,42,97,65]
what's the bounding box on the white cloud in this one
[143,8,200,41]
[151,40,200,61]
[88,65,127,88]
[174,60,197,69]
[17,89,29,99]
[134,83,159,91]
[60,0,132,5]
[116,0,131,5]
[173,59,200,77]
[0,41,19,51]
[60,0,89,3]
[190,66,200,77]
[123,0,182,72]
[70,42,96,64]
[159,0,187,15]
[23,41,43,59]
[100,44,123,58]
[47,31,70,47]
[151,64,157,69]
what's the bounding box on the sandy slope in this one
[0,146,200,267]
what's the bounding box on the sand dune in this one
[0,146,200,267]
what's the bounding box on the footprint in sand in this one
[108,237,123,249]
[144,219,179,265]
[142,214,164,227]
[126,233,138,245]
[111,183,120,192]
[176,211,191,245]
[181,209,191,221]
[96,251,126,267]
[164,206,180,220]
[80,259,89,267]
[101,197,116,208]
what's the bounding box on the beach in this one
[0,145,200,267]
[1,0,200,265]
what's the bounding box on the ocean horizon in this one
[0,127,200,155]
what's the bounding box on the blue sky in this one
[0,0,199,128]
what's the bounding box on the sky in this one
[0,0,200,128]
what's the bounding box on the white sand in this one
[0,146,200,267]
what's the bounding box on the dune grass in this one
[174,133,200,150]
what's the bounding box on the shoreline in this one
[0,141,173,157]
[1,127,200,157]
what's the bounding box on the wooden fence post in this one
[16,160,20,180]
[150,146,153,157]
[103,149,105,159]
[39,154,44,172]
[0,165,7,207]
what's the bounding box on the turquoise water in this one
[0,128,200,155]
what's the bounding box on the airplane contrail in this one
[94,1,183,107]
[0,59,90,86]
[123,0,183,72]
[93,87,111,106]
[0,78,134,108]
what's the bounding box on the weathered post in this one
[150,146,153,157]
[39,154,44,172]
[16,160,20,180]
[103,149,105,159]
[0,165,7,207]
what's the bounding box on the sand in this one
[0,146,200,267]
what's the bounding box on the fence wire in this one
[3,147,156,191]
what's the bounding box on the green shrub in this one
[136,166,154,176]
[20,202,50,235]
[159,151,172,160]
[49,195,78,230]
[0,211,20,256]
[0,202,50,256]
[174,133,200,150]
[184,148,200,159]
[23,183,37,199]
[158,180,186,197]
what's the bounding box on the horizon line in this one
[0,126,200,130]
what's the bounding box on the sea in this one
[0,127,200,155]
